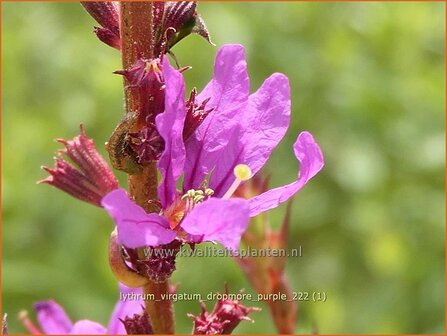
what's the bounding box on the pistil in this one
[222,164,253,199]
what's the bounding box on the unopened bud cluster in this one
[189,288,260,335]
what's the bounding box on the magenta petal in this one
[108,284,144,334]
[156,57,186,208]
[181,198,250,251]
[34,300,73,334]
[70,320,106,334]
[211,73,291,196]
[184,44,249,190]
[241,73,290,176]
[196,44,249,122]
[101,189,176,248]
[248,132,324,217]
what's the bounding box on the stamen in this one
[193,195,205,203]
[181,187,216,215]
[182,190,192,200]
[205,188,214,197]
[18,311,42,335]
[222,164,252,199]
[185,198,192,212]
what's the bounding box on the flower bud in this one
[154,2,213,56]
[120,309,153,335]
[188,301,225,335]
[81,2,212,54]
[116,59,165,124]
[39,125,119,207]
[124,240,183,283]
[81,2,120,49]
[94,27,120,50]
[189,287,260,334]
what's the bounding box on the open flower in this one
[19,284,145,335]
[101,44,324,255]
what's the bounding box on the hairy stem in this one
[120,1,153,117]
[143,281,175,334]
[120,2,175,334]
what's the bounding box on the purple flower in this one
[102,44,324,253]
[20,284,144,335]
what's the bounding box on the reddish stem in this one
[120,2,175,334]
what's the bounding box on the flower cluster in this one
[39,41,324,333]
[101,44,324,256]
[42,44,324,281]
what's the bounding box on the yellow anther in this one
[234,164,252,181]
[193,195,205,203]
[182,189,197,200]
[175,212,185,222]
[181,188,210,205]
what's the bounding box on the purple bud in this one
[212,292,259,334]
[39,125,119,207]
[189,287,260,334]
[127,125,165,164]
[164,2,197,33]
[81,2,212,54]
[114,58,167,164]
[94,27,121,50]
[81,2,120,49]
[188,301,226,335]
[160,2,213,51]
[115,58,165,127]
[120,309,154,335]
[124,240,182,283]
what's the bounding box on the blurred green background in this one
[2,2,445,334]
